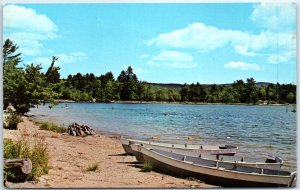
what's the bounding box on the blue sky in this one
[3,3,296,84]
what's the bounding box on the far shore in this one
[54,99,293,106]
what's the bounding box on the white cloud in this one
[146,23,233,52]
[3,4,58,56]
[267,51,295,64]
[234,45,256,56]
[147,51,197,68]
[250,3,296,32]
[224,61,262,71]
[28,52,87,67]
[4,4,57,36]
[145,22,296,71]
[146,22,295,57]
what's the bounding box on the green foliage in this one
[118,66,139,100]
[4,138,18,158]
[45,56,60,83]
[3,39,62,114]
[286,92,295,104]
[86,163,99,172]
[40,122,66,133]
[3,112,22,130]
[142,162,152,172]
[4,130,49,181]
[3,39,297,107]
[3,38,21,64]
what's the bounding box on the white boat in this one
[130,143,283,170]
[138,145,297,187]
[121,138,238,156]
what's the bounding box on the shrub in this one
[4,130,49,182]
[40,122,66,133]
[142,162,152,172]
[3,112,22,130]
[86,163,98,172]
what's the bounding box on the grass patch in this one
[142,162,152,172]
[40,122,66,133]
[4,129,49,182]
[86,163,99,172]
[3,112,22,130]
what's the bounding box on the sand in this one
[4,117,217,188]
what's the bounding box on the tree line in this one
[3,39,296,114]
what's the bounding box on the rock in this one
[67,123,96,137]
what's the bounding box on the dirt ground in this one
[4,117,217,188]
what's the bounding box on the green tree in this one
[3,39,31,113]
[220,87,239,103]
[232,80,245,103]
[258,87,267,100]
[137,82,148,100]
[3,39,62,113]
[180,84,189,102]
[286,92,295,104]
[3,39,21,64]
[208,84,220,103]
[118,66,139,100]
[45,56,60,83]
[244,78,258,103]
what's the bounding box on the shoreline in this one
[4,116,216,188]
[54,99,293,106]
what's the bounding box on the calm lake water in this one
[29,103,297,171]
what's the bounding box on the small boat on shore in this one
[130,143,283,170]
[138,146,297,187]
[121,138,238,156]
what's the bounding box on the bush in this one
[142,162,152,172]
[3,112,22,130]
[86,163,98,172]
[40,122,66,133]
[4,130,49,182]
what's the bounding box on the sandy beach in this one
[4,117,216,188]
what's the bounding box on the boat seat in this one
[186,156,216,167]
[201,154,218,160]
[243,157,267,163]
[220,155,241,162]
[218,162,236,170]
[153,149,183,161]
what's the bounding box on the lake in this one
[28,103,296,171]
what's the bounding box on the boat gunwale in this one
[123,138,238,151]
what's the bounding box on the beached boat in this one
[138,146,296,187]
[121,138,238,156]
[130,143,283,170]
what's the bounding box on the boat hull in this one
[140,147,294,187]
[143,154,285,187]
[122,144,134,155]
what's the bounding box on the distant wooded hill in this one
[147,82,274,90]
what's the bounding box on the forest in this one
[3,39,296,114]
